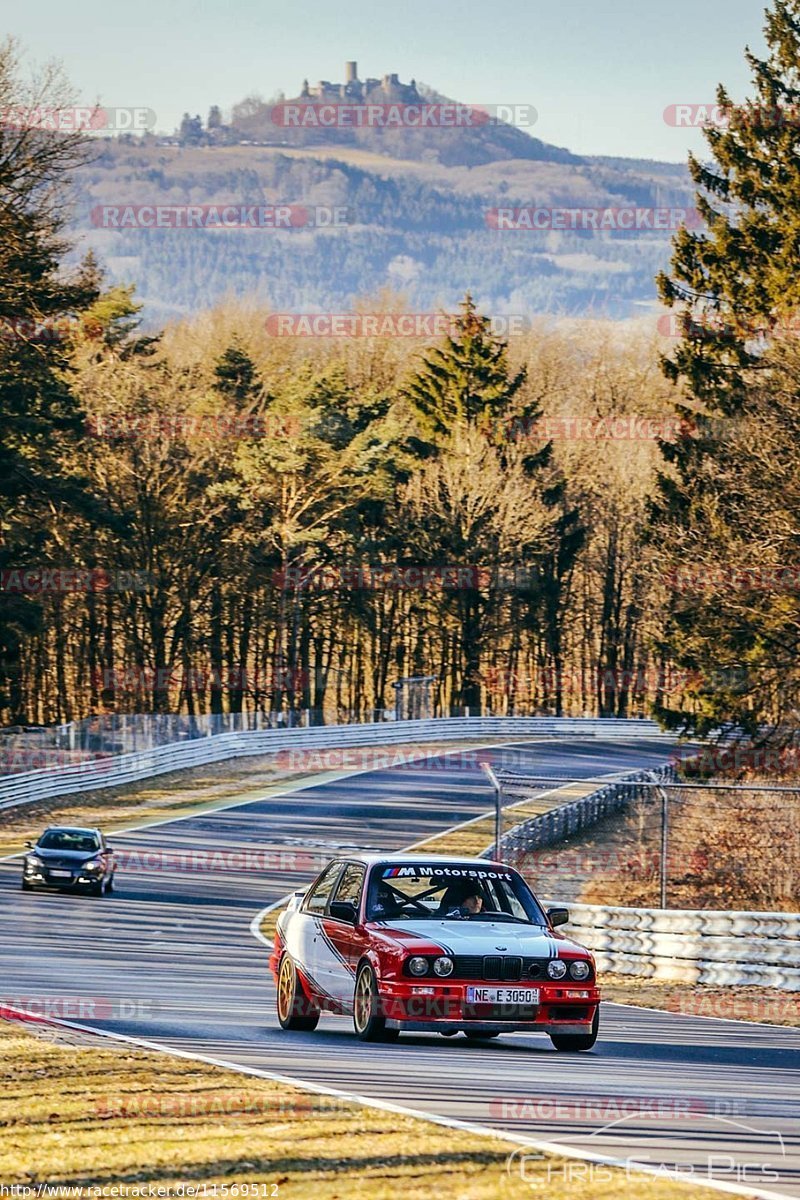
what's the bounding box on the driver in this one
[370,882,402,919]
[446,891,483,918]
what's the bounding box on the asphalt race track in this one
[1,738,799,1199]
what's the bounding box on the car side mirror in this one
[24,841,33,849]
[329,900,357,924]
[547,906,569,928]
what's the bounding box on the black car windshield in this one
[366,863,547,925]
[38,831,100,853]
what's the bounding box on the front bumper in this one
[23,868,103,889]
[379,979,600,1032]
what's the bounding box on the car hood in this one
[368,919,585,957]
[32,848,98,864]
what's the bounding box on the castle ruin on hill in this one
[299,62,421,104]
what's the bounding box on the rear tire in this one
[277,955,320,1031]
[353,963,399,1042]
[549,1008,599,1052]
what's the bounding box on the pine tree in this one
[653,1,800,740]
[213,342,259,406]
[657,0,800,413]
[402,293,528,448]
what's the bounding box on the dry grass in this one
[0,1018,719,1199]
[579,785,800,911]
[600,973,800,1027]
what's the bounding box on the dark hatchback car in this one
[22,827,116,896]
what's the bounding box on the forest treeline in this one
[2,279,683,725]
[5,0,800,744]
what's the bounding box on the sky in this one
[8,0,768,161]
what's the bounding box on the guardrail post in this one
[481,762,502,862]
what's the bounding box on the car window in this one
[332,863,366,909]
[305,863,343,914]
[38,831,100,853]
[366,863,547,924]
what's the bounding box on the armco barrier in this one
[566,902,800,990]
[482,765,676,860]
[483,768,800,991]
[0,716,671,811]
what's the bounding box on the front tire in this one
[549,1008,599,1052]
[277,955,320,1031]
[353,963,398,1042]
[21,878,32,891]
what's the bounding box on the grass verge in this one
[0,1018,721,1199]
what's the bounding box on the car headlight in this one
[547,960,567,980]
[83,859,102,872]
[433,956,454,977]
[568,960,591,981]
[25,855,43,869]
[408,956,429,976]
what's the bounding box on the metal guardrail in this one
[568,903,800,990]
[481,766,800,991]
[0,715,671,811]
[481,765,677,860]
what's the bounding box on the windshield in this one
[366,863,546,925]
[38,831,100,853]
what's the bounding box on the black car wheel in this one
[21,878,32,891]
[277,955,320,1031]
[549,1008,599,1052]
[353,963,398,1042]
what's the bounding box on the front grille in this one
[451,955,549,980]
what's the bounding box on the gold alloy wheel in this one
[277,954,295,1021]
[354,966,373,1032]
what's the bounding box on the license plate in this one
[49,869,72,879]
[466,986,540,1005]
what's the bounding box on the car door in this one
[287,862,345,1006]
[322,862,367,1007]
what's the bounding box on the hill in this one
[71,73,693,325]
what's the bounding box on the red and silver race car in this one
[270,854,600,1050]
